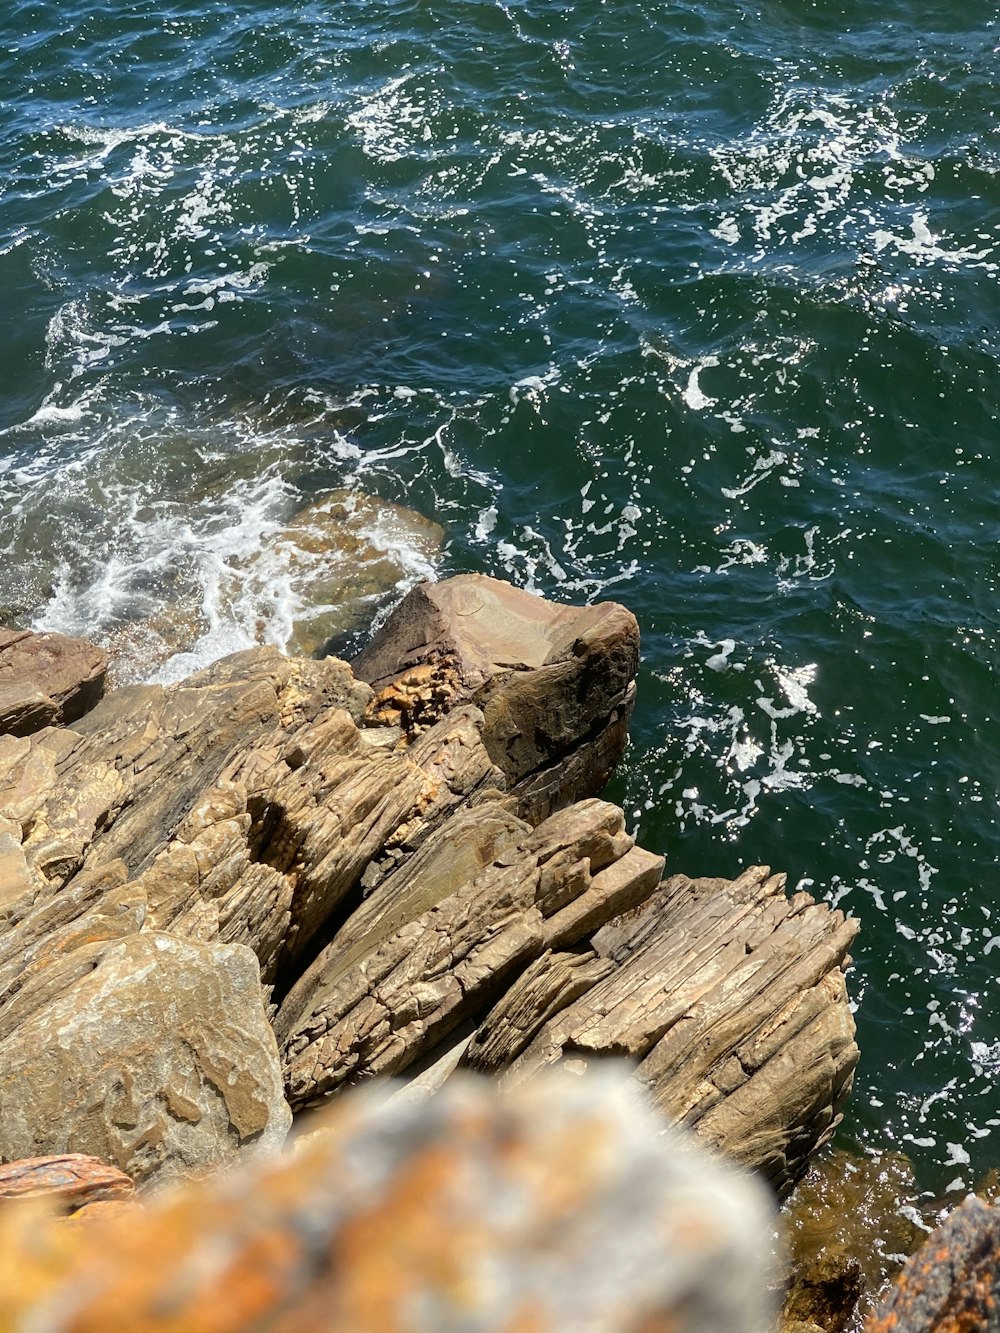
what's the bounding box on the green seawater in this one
[2,0,999,1192]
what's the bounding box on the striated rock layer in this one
[0,575,859,1202]
[0,627,106,738]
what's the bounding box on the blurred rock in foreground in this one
[0,1068,777,1333]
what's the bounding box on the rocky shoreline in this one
[0,576,988,1330]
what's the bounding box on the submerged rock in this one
[276,490,443,656]
[782,1147,928,1330]
[100,489,443,685]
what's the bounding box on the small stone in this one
[0,1154,135,1212]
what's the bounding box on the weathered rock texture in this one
[276,798,664,1109]
[0,628,106,737]
[0,1071,778,1333]
[866,1195,1000,1333]
[0,932,290,1186]
[0,575,858,1200]
[468,866,859,1199]
[353,573,639,821]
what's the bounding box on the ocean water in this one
[2,0,998,1192]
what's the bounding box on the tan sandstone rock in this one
[352,573,639,822]
[0,628,107,737]
[0,932,291,1186]
[469,865,860,1200]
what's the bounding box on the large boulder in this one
[352,573,639,822]
[0,627,106,737]
[0,931,291,1187]
[0,1070,778,1333]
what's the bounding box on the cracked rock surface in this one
[0,576,858,1198]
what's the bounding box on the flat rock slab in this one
[0,628,107,737]
[0,1070,778,1332]
[0,932,291,1187]
[0,1155,135,1211]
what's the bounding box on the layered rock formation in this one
[0,575,858,1206]
[0,627,106,737]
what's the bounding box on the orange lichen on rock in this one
[866,1195,1000,1333]
[0,1072,776,1333]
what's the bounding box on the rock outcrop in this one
[276,797,663,1109]
[0,1070,779,1333]
[0,575,859,1205]
[469,866,859,1199]
[0,628,106,737]
[353,573,638,821]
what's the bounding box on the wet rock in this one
[866,1194,1000,1333]
[0,627,106,736]
[0,932,291,1187]
[784,1251,865,1332]
[783,1147,928,1328]
[99,490,443,684]
[0,1069,778,1333]
[275,490,443,657]
[352,573,639,821]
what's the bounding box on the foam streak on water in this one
[2,0,1000,1189]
